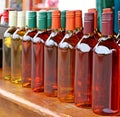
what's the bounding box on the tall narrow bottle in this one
[11,11,26,84]
[47,10,52,35]
[44,10,64,97]
[88,8,101,40]
[2,11,17,80]
[31,10,50,92]
[74,13,97,107]
[22,11,37,87]
[92,12,119,116]
[58,11,79,102]
[75,10,83,39]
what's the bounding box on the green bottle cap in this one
[61,10,66,28]
[38,10,47,30]
[47,10,53,29]
[26,11,36,28]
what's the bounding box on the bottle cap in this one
[75,10,82,28]
[102,12,113,35]
[61,10,66,29]
[9,11,17,27]
[52,10,61,29]
[47,10,53,29]
[88,8,97,30]
[103,8,113,13]
[66,10,75,31]
[37,10,47,30]
[17,11,25,28]
[26,11,36,28]
[84,13,94,34]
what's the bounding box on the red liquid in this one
[75,36,97,107]
[76,29,83,39]
[92,38,119,115]
[44,31,64,96]
[58,33,79,102]
[31,31,49,92]
[22,30,37,87]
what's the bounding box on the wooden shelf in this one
[0,69,110,117]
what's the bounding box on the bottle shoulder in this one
[4,27,17,37]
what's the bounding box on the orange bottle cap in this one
[75,10,82,28]
[88,8,97,30]
[52,10,61,29]
[66,10,75,31]
[103,8,113,13]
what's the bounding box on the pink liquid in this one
[92,38,119,115]
[75,36,97,107]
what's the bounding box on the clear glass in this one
[44,29,64,97]
[31,30,49,92]
[92,37,119,116]
[22,29,37,87]
[58,30,79,102]
[75,34,97,107]
[11,28,26,84]
[2,27,16,80]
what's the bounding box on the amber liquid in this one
[44,31,64,96]
[11,29,26,84]
[22,30,37,87]
[58,32,79,102]
[92,38,119,115]
[75,35,97,107]
[2,27,16,80]
[31,31,49,92]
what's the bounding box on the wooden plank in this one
[0,69,110,117]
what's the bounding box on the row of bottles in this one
[2,8,120,116]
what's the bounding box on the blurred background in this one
[0,0,96,13]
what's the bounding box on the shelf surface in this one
[0,69,116,117]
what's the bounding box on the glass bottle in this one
[44,10,64,97]
[74,13,97,107]
[88,8,101,40]
[58,11,79,102]
[22,11,37,88]
[11,11,26,84]
[31,10,50,92]
[92,12,119,116]
[2,11,17,80]
[75,10,83,39]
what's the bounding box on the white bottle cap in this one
[17,11,26,28]
[9,11,17,27]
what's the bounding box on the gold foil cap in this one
[9,11,17,27]
[17,11,25,28]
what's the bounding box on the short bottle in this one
[2,11,17,80]
[31,10,50,92]
[22,11,37,87]
[74,13,97,107]
[44,10,64,97]
[92,12,119,116]
[58,11,79,102]
[75,10,83,39]
[11,11,26,84]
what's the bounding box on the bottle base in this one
[32,87,44,92]
[11,78,21,84]
[44,92,57,97]
[75,103,91,109]
[22,83,31,88]
[58,96,74,103]
[93,108,119,116]
[4,76,11,80]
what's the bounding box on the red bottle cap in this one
[88,8,97,30]
[52,10,61,29]
[84,13,94,34]
[75,10,82,28]
[102,12,113,35]
[103,8,113,13]
[66,10,75,31]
